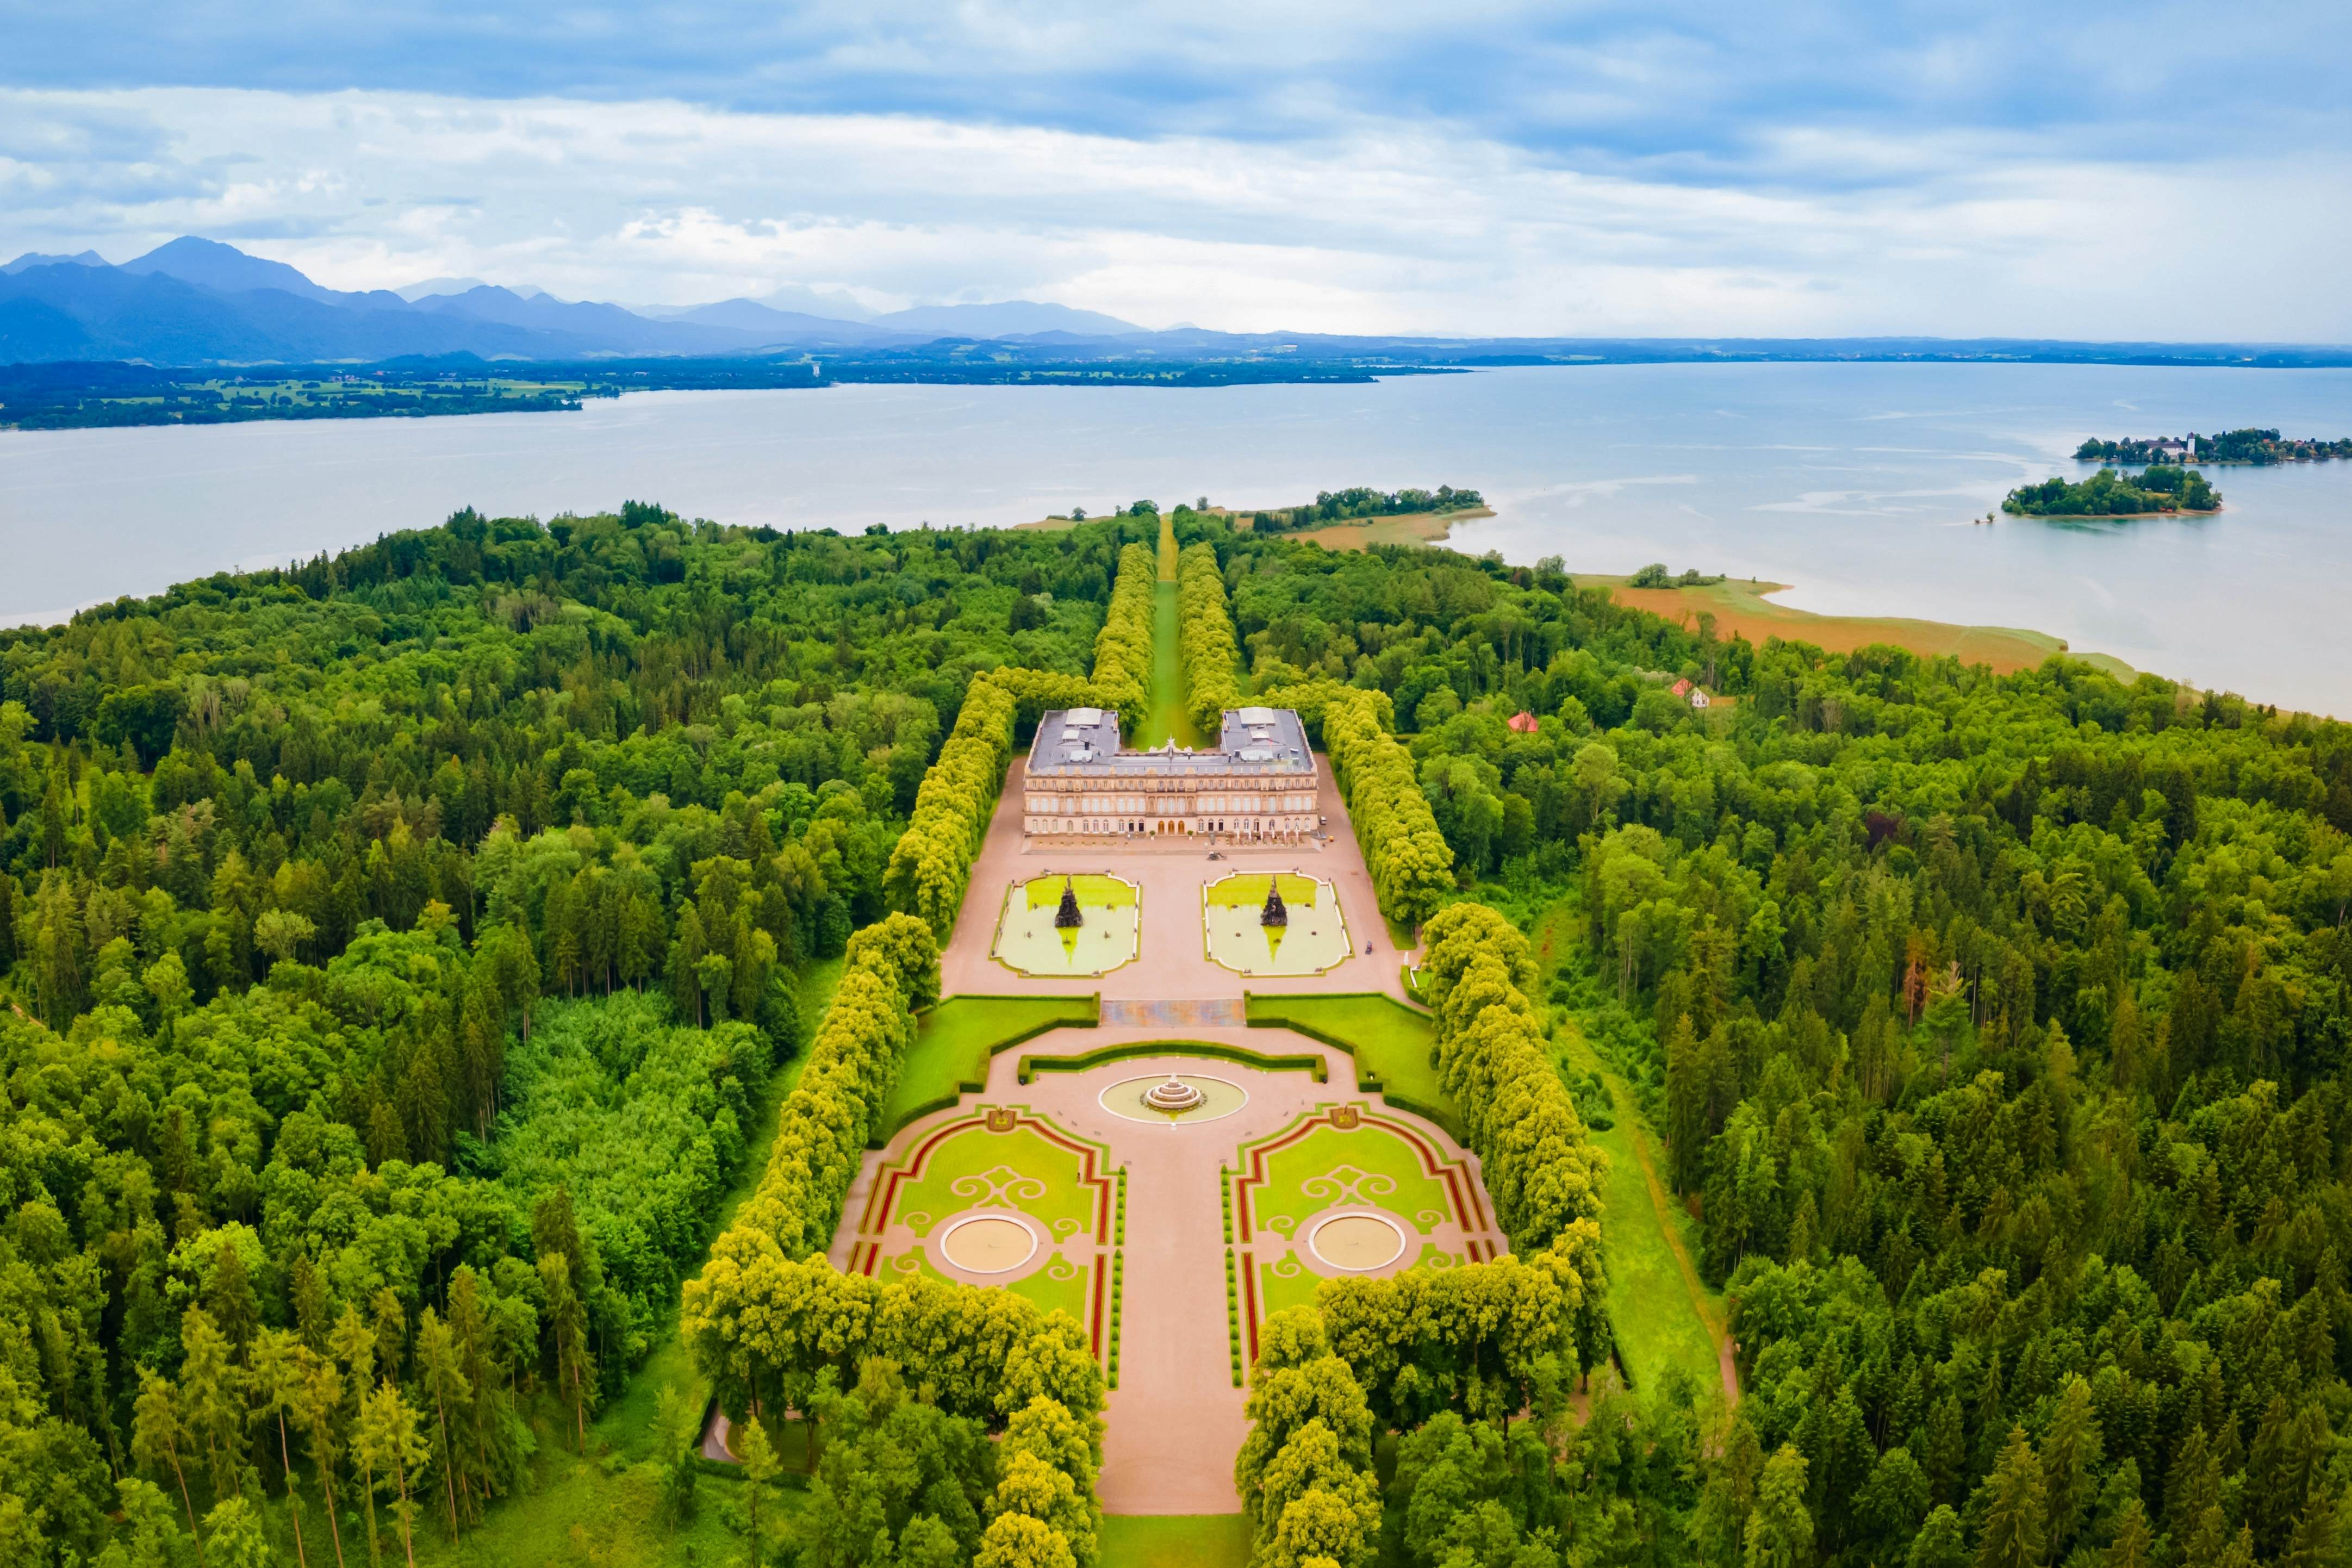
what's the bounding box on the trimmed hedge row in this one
[1016,1036,1328,1086]
[1418,900,1613,1370]
[882,666,1104,938]
[1176,541,1242,735]
[695,912,939,1267]
[1088,542,1159,729]
[1265,682,1456,930]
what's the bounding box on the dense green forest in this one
[0,503,1144,1564]
[2003,466,2220,517]
[1193,519,2352,1567]
[4,496,2350,1565]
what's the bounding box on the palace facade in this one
[1022,706,1320,842]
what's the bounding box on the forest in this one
[2,496,2349,1566]
[2075,431,2352,465]
[2003,466,2220,517]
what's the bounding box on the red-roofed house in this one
[1507,711,1540,734]
[1669,679,1693,698]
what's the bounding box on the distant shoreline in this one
[1581,573,2136,680]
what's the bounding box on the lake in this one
[3,363,2348,713]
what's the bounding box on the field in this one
[880,993,1101,1135]
[1555,1023,1731,1396]
[1523,900,1733,1399]
[1584,573,2134,680]
[1276,506,1494,551]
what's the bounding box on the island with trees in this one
[1,494,2348,1568]
[1237,483,1486,533]
[2004,463,2220,517]
[2076,427,2352,464]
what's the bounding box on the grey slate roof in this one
[1026,707,1315,778]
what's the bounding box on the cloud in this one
[1,80,2345,338]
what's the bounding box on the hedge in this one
[1015,1037,1328,1085]
[1088,542,1159,729]
[1177,541,1242,735]
[1416,900,1613,1370]
[692,912,939,1268]
[882,666,1107,940]
[1265,684,1455,930]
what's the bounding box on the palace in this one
[1022,705,1320,842]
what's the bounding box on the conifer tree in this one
[1974,1425,2048,1568]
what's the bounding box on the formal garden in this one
[990,870,1141,976]
[1227,1105,1496,1346]
[847,1105,1119,1357]
[1200,869,1352,975]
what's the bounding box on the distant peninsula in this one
[2005,465,2220,518]
[2075,427,2352,464]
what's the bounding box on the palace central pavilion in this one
[1022,705,1320,842]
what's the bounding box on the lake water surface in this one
[3,363,2348,712]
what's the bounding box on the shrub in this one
[1177,542,1242,734]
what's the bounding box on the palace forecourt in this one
[1022,704,1320,843]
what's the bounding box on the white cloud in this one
[2,84,2346,339]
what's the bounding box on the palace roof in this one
[1026,706,1315,779]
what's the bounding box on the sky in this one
[2,1,2347,339]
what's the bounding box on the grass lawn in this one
[1100,1513,1250,1568]
[1243,1119,1455,1240]
[1204,871,1323,909]
[882,993,1099,1134]
[1557,1022,1728,1395]
[1025,872,1140,909]
[1526,897,1730,1398]
[1243,993,1451,1122]
[1137,578,1206,749]
[993,877,1142,979]
[883,1119,1103,1244]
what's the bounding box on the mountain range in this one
[0,237,1152,364]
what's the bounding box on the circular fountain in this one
[1141,1074,1206,1112]
[1099,1072,1248,1124]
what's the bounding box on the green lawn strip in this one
[890,1122,1099,1242]
[1253,1123,1453,1240]
[1242,993,1458,1137]
[1555,1026,1726,1393]
[1101,1513,1250,1568]
[880,993,1099,1136]
[1138,577,1205,749]
[1258,1253,1321,1318]
[1023,872,1140,908]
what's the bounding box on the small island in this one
[2075,427,2352,465]
[1236,484,1485,534]
[2004,464,2219,518]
